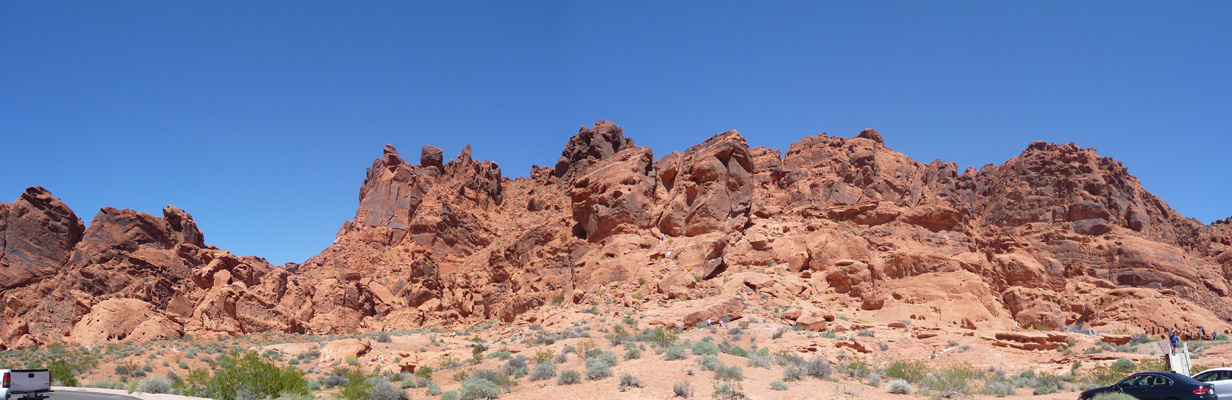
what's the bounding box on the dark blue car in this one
[1079,372,1216,400]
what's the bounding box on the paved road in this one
[43,391,138,400]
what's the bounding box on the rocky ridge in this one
[3,121,1231,349]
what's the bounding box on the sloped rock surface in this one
[0,187,85,290]
[570,147,656,242]
[655,131,754,237]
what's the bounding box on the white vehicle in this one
[0,369,52,400]
[1194,367,1232,400]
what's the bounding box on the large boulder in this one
[643,294,745,329]
[70,298,182,346]
[570,147,657,242]
[655,131,754,237]
[0,187,85,290]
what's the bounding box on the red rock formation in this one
[655,131,754,237]
[2,122,1232,349]
[0,187,85,290]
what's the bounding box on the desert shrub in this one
[585,359,612,380]
[697,355,723,371]
[529,362,556,381]
[888,379,911,394]
[746,352,771,369]
[664,345,688,360]
[783,364,806,382]
[884,360,929,383]
[324,373,349,388]
[840,360,871,378]
[984,380,1013,397]
[919,362,981,398]
[368,377,409,400]
[561,345,576,354]
[503,356,528,378]
[180,350,308,400]
[133,376,172,394]
[557,369,581,385]
[805,356,831,379]
[426,382,441,395]
[715,365,743,382]
[400,378,417,389]
[691,341,719,356]
[554,352,568,363]
[47,359,80,387]
[593,351,618,367]
[459,378,500,400]
[618,373,644,389]
[439,391,459,400]
[470,370,512,392]
[1111,358,1135,373]
[770,381,788,391]
[88,380,125,390]
[624,347,641,360]
[414,366,434,379]
[673,380,692,397]
[486,351,512,360]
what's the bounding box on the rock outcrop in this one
[2,121,1231,349]
[0,187,84,290]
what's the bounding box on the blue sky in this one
[2,2,1229,265]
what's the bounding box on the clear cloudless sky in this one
[2,2,1230,265]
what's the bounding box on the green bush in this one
[664,345,688,360]
[180,351,307,400]
[47,359,80,387]
[426,382,441,395]
[334,368,375,400]
[884,360,930,383]
[919,362,981,397]
[414,366,434,379]
[459,378,499,400]
[439,391,460,400]
[691,341,719,356]
[715,365,743,382]
[557,369,581,385]
[1111,358,1134,373]
[770,381,788,391]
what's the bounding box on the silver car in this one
[1194,368,1232,400]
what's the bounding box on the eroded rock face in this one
[655,131,754,237]
[554,120,638,182]
[570,147,657,242]
[0,187,85,290]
